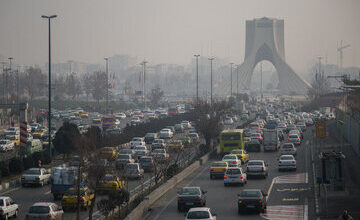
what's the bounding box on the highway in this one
[144,127,317,220]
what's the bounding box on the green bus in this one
[219,129,244,154]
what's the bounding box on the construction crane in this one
[337,40,350,69]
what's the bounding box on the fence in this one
[335,109,360,155]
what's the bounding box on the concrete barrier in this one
[123,146,216,220]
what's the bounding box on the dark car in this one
[144,133,158,144]
[139,156,154,172]
[237,189,267,214]
[277,129,284,141]
[246,139,261,152]
[177,187,207,212]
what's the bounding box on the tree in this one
[53,75,66,102]
[85,126,103,149]
[90,71,108,104]
[82,73,93,101]
[53,121,81,158]
[97,199,115,220]
[66,73,82,99]
[148,85,164,107]
[109,189,130,219]
[24,67,46,101]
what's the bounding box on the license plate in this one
[185,202,194,205]
[247,205,255,208]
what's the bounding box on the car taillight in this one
[224,176,227,178]
[210,168,214,171]
[240,175,244,178]
[293,148,295,151]
[178,198,183,201]
[261,166,264,171]
[246,167,249,172]
[292,161,296,164]
[238,200,243,204]
[48,214,53,219]
[196,197,201,201]
[234,162,237,164]
[0,210,3,213]
[297,138,300,141]
[287,138,290,141]
[258,200,262,204]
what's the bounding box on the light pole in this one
[208,57,215,105]
[230,62,234,97]
[104,58,109,114]
[42,14,57,161]
[235,64,239,96]
[141,60,148,109]
[194,54,200,102]
[260,62,263,102]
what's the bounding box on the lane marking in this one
[44,190,51,195]
[0,187,21,195]
[282,197,299,201]
[266,177,276,202]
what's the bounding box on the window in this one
[187,211,210,219]
[221,134,241,141]
[247,161,263,166]
[211,162,227,167]
[180,188,200,195]
[240,190,261,197]
[29,206,50,214]
[226,169,241,175]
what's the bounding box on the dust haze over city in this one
[0,1,360,220]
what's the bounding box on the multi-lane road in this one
[144,127,317,220]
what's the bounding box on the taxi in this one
[243,137,251,146]
[80,112,89,118]
[230,149,249,163]
[148,114,158,119]
[210,161,229,179]
[180,136,193,147]
[99,147,118,160]
[97,175,125,193]
[32,129,46,139]
[134,113,144,119]
[168,140,184,152]
[61,187,94,210]
[92,118,101,125]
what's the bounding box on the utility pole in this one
[141,60,148,109]
[208,57,215,105]
[42,14,57,162]
[337,41,350,69]
[194,54,200,103]
[235,64,239,96]
[260,62,263,102]
[104,57,109,114]
[8,57,13,104]
[230,62,234,97]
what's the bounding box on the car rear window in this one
[223,155,236,160]
[289,135,298,138]
[180,188,200,195]
[212,162,227,167]
[187,211,210,219]
[29,206,50,214]
[0,200,3,206]
[226,169,241,174]
[247,161,263,166]
[281,156,294,160]
[240,190,261,197]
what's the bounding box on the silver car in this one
[278,155,296,171]
[26,202,63,220]
[224,167,247,186]
[124,163,144,179]
[280,143,297,156]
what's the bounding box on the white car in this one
[134,145,149,159]
[185,207,217,220]
[224,167,247,186]
[159,128,173,139]
[124,163,144,179]
[114,113,126,119]
[21,168,51,187]
[130,137,145,148]
[246,160,268,178]
[222,154,241,167]
[224,118,234,125]
[0,140,14,152]
[181,121,191,129]
[131,117,141,125]
[151,148,169,161]
[26,202,64,220]
[0,196,18,219]
[278,155,297,171]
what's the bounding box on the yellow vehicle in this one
[219,129,244,155]
[148,114,158,119]
[135,113,144,119]
[99,147,118,160]
[80,112,89,118]
[92,118,101,125]
[61,187,94,210]
[168,140,184,152]
[11,139,20,147]
[243,137,251,147]
[230,149,249,163]
[210,161,229,179]
[32,130,46,139]
[97,175,125,192]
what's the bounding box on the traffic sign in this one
[316,121,326,138]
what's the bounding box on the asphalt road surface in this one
[144,127,316,220]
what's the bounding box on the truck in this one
[51,167,85,200]
[263,128,279,152]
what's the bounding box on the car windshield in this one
[223,155,236,160]
[120,150,132,154]
[65,189,85,196]
[103,176,117,181]
[127,164,138,169]
[135,146,146,150]
[146,133,155,137]
[221,133,240,141]
[26,169,41,175]
[180,188,200,195]
[29,206,50,214]
[289,135,298,138]
[226,169,241,174]
[248,161,263,166]
[118,155,130,159]
[240,190,261,197]
[140,158,152,162]
[231,150,242,154]
[212,162,227,167]
[281,156,294,160]
[187,211,210,219]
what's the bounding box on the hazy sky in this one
[0,0,359,74]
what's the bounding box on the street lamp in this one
[194,54,200,103]
[229,62,234,97]
[140,60,148,109]
[208,57,215,105]
[41,14,57,161]
[104,58,109,114]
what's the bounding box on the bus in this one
[219,129,244,155]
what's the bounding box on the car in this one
[230,149,249,163]
[151,148,169,161]
[130,117,141,126]
[296,122,306,132]
[250,133,263,144]
[177,187,207,212]
[116,154,135,168]
[174,124,184,133]
[134,146,149,159]
[245,139,261,152]
[280,143,297,156]
[97,175,124,192]
[159,128,173,139]
[245,160,268,178]
[289,129,303,140]
[237,189,267,214]
[0,139,14,152]
[0,196,18,219]
[168,140,184,152]
[114,113,126,119]
[305,118,314,126]
[61,187,94,210]
[287,134,301,146]
[151,139,166,150]
[277,129,284,141]
[139,156,154,172]
[188,133,199,143]
[185,207,217,220]
[130,137,145,148]
[181,121,191,129]
[25,202,64,220]
[144,133,158,144]
[209,161,229,179]
[118,149,136,158]
[124,163,144,179]
[224,167,247,186]
[99,147,118,160]
[224,118,234,125]
[222,154,241,167]
[278,155,297,171]
[21,168,51,187]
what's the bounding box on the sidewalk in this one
[314,120,360,219]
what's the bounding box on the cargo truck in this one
[263,128,279,152]
[51,167,85,200]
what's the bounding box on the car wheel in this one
[4,214,8,220]
[14,209,18,218]
[224,183,228,187]
[238,207,242,214]
[40,180,44,187]
[177,205,182,212]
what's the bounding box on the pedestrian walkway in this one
[261,205,307,220]
[274,173,308,184]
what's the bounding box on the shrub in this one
[9,158,23,173]
[0,161,10,177]
[23,156,34,170]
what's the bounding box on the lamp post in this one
[104,57,109,114]
[194,54,200,103]
[230,62,234,97]
[235,64,240,96]
[208,57,215,105]
[41,14,57,161]
[140,60,148,109]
